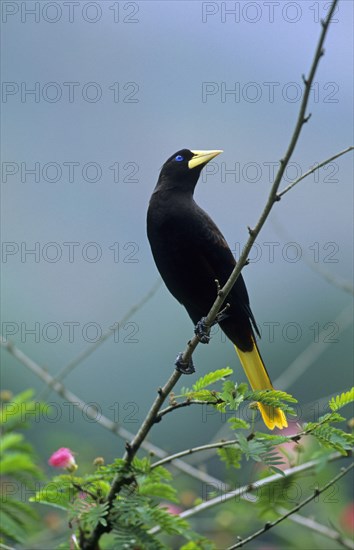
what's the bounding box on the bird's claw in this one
[194,317,211,344]
[175,353,195,374]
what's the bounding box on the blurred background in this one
[1,1,353,547]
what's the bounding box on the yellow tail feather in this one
[234,342,288,430]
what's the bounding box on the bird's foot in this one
[194,317,211,344]
[175,353,195,374]
[195,306,230,343]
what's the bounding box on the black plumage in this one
[147,149,287,430]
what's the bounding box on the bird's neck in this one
[153,182,195,202]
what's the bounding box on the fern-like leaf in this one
[192,368,233,391]
[329,388,354,412]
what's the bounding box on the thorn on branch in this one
[215,303,230,323]
[264,522,271,531]
[302,74,308,86]
[218,288,225,299]
[247,226,256,237]
[214,279,221,293]
[303,113,312,123]
[244,258,249,266]
[320,47,325,56]
[274,194,281,202]
[157,387,163,396]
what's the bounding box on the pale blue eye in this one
[175,155,184,162]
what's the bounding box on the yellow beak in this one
[188,150,223,169]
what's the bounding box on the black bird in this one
[147,149,287,430]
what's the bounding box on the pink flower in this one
[161,503,183,515]
[48,448,77,472]
[340,502,354,532]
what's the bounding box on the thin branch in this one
[226,462,354,549]
[82,369,184,547]
[179,453,347,519]
[151,439,239,469]
[156,398,222,420]
[40,279,162,399]
[151,419,350,471]
[0,336,224,488]
[270,214,354,296]
[274,303,353,389]
[278,146,354,198]
[276,508,354,550]
[149,451,347,535]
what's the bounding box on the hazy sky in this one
[2,1,353,452]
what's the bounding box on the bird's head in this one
[156,149,223,194]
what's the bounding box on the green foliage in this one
[217,445,242,469]
[303,389,354,456]
[32,455,201,547]
[180,373,297,417]
[28,377,353,548]
[0,388,50,432]
[112,493,189,548]
[228,417,250,430]
[192,368,233,391]
[180,542,217,550]
[304,417,353,456]
[329,387,354,412]
[31,475,79,510]
[0,390,45,544]
[246,389,298,415]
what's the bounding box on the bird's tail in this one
[234,339,288,430]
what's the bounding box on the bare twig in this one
[276,508,354,550]
[179,453,348,519]
[227,462,354,549]
[274,304,353,389]
[278,146,354,198]
[149,452,348,535]
[156,398,223,420]
[271,214,354,295]
[151,439,239,469]
[40,279,162,400]
[0,336,224,487]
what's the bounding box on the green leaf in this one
[139,482,178,502]
[310,425,353,455]
[254,433,292,445]
[0,453,42,478]
[246,389,297,414]
[30,478,77,510]
[0,508,27,543]
[217,446,242,469]
[183,390,220,402]
[329,388,354,412]
[227,418,250,430]
[192,368,233,391]
[0,433,25,453]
